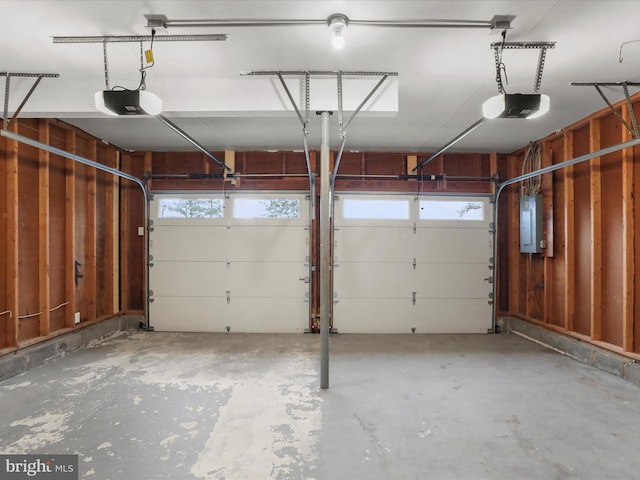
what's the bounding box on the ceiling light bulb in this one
[332,30,345,50]
[328,14,348,50]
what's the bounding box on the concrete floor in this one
[0,332,639,480]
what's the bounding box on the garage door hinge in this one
[226,290,231,304]
[413,222,417,234]
[412,291,417,305]
[227,222,231,231]
[226,260,231,269]
[299,276,310,283]
[484,276,494,283]
[148,290,154,303]
[147,219,154,232]
[148,255,154,268]
[412,258,417,270]
[489,222,495,233]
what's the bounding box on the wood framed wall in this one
[0,119,123,352]
[498,92,640,358]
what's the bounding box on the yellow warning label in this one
[145,49,154,64]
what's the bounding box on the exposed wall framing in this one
[0,119,124,352]
[499,91,640,358]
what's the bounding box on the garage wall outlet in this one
[74,312,81,324]
[138,226,145,237]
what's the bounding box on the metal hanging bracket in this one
[570,81,640,138]
[1,72,60,129]
[490,41,556,93]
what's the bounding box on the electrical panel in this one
[520,195,544,253]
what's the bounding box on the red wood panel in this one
[17,135,41,343]
[365,152,404,176]
[96,144,112,318]
[48,134,69,332]
[284,151,308,175]
[600,114,623,347]
[152,152,208,175]
[243,151,286,175]
[74,137,90,321]
[0,133,8,348]
[334,151,362,176]
[549,138,566,328]
[121,152,145,311]
[572,126,592,336]
[634,140,640,353]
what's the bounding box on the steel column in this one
[319,111,331,390]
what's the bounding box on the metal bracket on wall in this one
[571,81,640,138]
[1,72,59,129]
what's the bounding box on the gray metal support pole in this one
[319,111,331,390]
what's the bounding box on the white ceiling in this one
[2,0,640,154]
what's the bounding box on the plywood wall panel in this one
[572,127,592,336]
[120,152,145,311]
[17,138,40,343]
[600,114,623,347]
[333,151,361,175]
[365,153,404,176]
[0,134,8,348]
[48,127,69,332]
[634,141,640,353]
[284,151,308,175]
[549,138,567,328]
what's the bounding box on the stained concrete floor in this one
[0,332,639,480]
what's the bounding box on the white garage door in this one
[149,193,310,333]
[333,194,493,333]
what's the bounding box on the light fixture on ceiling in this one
[94,29,162,116]
[482,93,550,119]
[328,14,348,50]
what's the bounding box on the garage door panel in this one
[333,299,416,333]
[334,193,493,334]
[415,228,492,264]
[151,261,228,297]
[228,262,308,297]
[151,226,228,262]
[411,299,492,333]
[334,263,414,298]
[227,226,308,261]
[227,299,308,333]
[334,227,415,263]
[150,297,230,332]
[414,263,492,298]
[150,193,310,333]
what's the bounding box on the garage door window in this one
[233,198,301,219]
[158,198,224,219]
[419,199,485,221]
[343,198,410,220]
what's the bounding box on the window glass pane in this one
[419,200,485,221]
[158,198,224,219]
[343,199,410,220]
[233,198,300,219]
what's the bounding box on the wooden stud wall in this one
[500,92,640,358]
[0,119,124,352]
